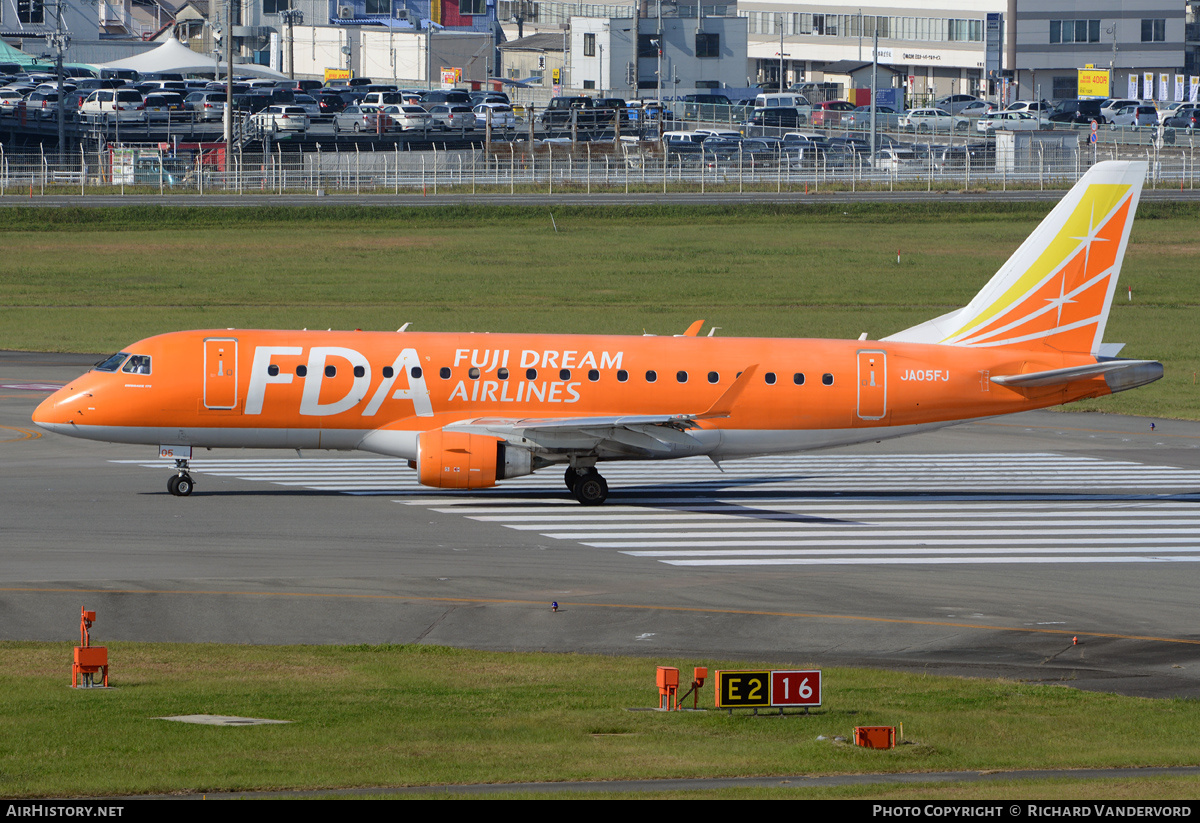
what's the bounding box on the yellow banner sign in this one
[1077,68,1110,99]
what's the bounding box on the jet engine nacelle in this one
[415,429,533,489]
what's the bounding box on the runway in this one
[5,350,1200,698]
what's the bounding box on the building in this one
[1011,0,1187,102]
[571,10,748,95]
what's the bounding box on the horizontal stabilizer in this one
[991,359,1162,392]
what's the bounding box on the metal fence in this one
[3,127,1200,197]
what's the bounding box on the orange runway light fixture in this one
[656,666,680,710]
[72,607,109,688]
[854,726,896,749]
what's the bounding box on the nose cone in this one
[31,381,93,436]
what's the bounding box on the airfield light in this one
[72,607,109,688]
[656,666,679,710]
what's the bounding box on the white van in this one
[755,92,811,111]
[661,130,704,144]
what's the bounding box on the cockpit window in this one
[121,355,152,375]
[94,352,129,372]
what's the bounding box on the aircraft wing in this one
[445,414,705,456]
[443,365,760,457]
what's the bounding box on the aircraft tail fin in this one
[882,161,1146,355]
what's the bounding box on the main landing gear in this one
[565,466,608,506]
[167,459,194,497]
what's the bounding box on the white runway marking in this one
[118,453,1200,567]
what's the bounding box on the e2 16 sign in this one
[714,669,822,708]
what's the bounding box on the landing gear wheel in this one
[572,472,608,506]
[564,467,578,492]
[167,473,194,496]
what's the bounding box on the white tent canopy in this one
[96,37,286,79]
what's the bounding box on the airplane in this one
[33,160,1162,505]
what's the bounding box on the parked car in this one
[251,105,310,134]
[313,92,346,117]
[420,89,472,109]
[143,92,185,122]
[956,99,994,119]
[976,111,1042,133]
[1157,101,1188,124]
[292,93,322,119]
[379,104,433,131]
[1048,98,1106,125]
[472,102,517,130]
[332,104,382,133]
[781,131,830,166]
[810,100,856,127]
[681,93,734,120]
[183,91,226,121]
[935,94,985,115]
[1100,98,1143,122]
[1004,99,1051,116]
[81,88,145,122]
[427,104,475,131]
[360,91,406,108]
[900,107,969,133]
[1164,103,1200,130]
[844,105,906,130]
[740,106,802,136]
[1109,105,1160,129]
[873,146,918,171]
[24,89,61,119]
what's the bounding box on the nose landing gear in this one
[167,459,194,496]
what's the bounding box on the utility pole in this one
[281,8,303,80]
[48,0,69,160]
[223,0,233,146]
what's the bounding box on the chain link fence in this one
[2,124,1198,197]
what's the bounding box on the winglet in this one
[679,320,705,337]
[696,365,758,419]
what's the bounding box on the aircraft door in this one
[856,349,887,420]
[204,337,238,410]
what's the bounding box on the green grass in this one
[5,642,1200,798]
[1,202,1197,418]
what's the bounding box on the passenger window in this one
[469,367,480,379]
[765,372,776,385]
[267,364,279,377]
[498,368,509,380]
[526,368,537,380]
[794,373,805,385]
[617,370,628,382]
[353,365,365,378]
[708,371,719,384]
[325,365,336,378]
[559,369,571,381]
[382,366,394,378]
[296,365,308,377]
[587,369,599,382]
[645,370,657,383]
[439,367,451,379]
[822,373,834,385]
